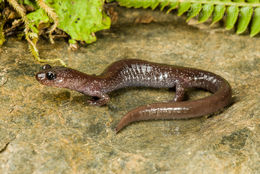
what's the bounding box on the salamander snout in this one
[36,71,57,81]
[36,65,70,87]
[36,64,57,82]
[36,65,78,88]
[36,72,46,81]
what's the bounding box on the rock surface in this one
[0,7,259,174]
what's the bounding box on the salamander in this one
[36,59,232,133]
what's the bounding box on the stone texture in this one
[0,7,259,174]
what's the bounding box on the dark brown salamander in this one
[36,59,232,133]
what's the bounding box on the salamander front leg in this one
[173,84,186,102]
[86,94,110,106]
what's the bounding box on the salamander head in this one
[36,64,84,89]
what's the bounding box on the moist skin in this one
[36,59,232,133]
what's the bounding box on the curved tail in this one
[115,78,232,133]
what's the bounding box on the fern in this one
[112,0,260,37]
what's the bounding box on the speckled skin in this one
[36,59,232,133]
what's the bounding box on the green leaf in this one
[186,3,202,22]
[117,1,130,8]
[212,5,226,25]
[166,0,178,14]
[110,0,260,37]
[160,1,169,11]
[135,1,149,8]
[48,0,111,43]
[151,1,160,10]
[178,2,191,16]
[250,7,260,36]
[236,7,253,34]
[123,0,139,8]
[69,39,77,44]
[247,0,259,2]
[23,0,37,8]
[226,6,239,30]
[198,4,214,23]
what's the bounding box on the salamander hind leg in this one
[173,84,186,102]
[86,94,110,106]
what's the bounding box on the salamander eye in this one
[42,64,52,70]
[46,72,56,80]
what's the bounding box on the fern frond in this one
[114,0,260,36]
